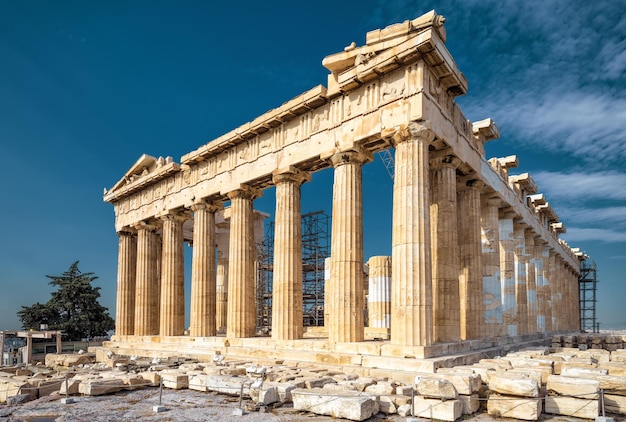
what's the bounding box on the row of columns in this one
[115,121,580,346]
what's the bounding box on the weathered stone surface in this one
[415,376,457,399]
[488,373,539,397]
[59,377,81,395]
[250,385,279,405]
[45,353,94,368]
[78,378,124,396]
[34,378,63,396]
[377,396,397,414]
[188,373,208,392]
[0,377,36,403]
[364,381,395,395]
[544,396,598,419]
[436,373,481,395]
[205,375,248,396]
[458,394,480,415]
[605,393,626,415]
[561,366,607,376]
[292,388,378,421]
[561,372,626,395]
[160,371,189,389]
[546,374,599,398]
[412,397,462,421]
[139,371,161,387]
[599,362,626,377]
[611,349,626,363]
[487,394,541,420]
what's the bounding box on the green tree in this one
[17,261,115,340]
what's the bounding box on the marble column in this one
[430,155,461,343]
[458,179,484,340]
[327,148,371,343]
[525,229,538,333]
[134,221,160,336]
[216,221,230,334]
[542,245,553,333]
[480,195,503,337]
[227,186,261,338]
[272,167,310,340]
[513,221,529,335]
[116,228,137,336]
[572,267,581,331]
[548,250,557,331]
[367,256,392,328]
[189,201,220,337]
[160,211,187,337]
[534,237,546,333]
[499,210,517,336]
[390,122,435,346]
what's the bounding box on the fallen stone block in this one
[487,394,541,420]
[488,373,539,397]
[118,374,148,390]
[0,377,36,403]
[250,385,279,405]
[304,376,336,389]
[78,378,124,396]
[378,396,397,414]
[544,396,598,419]
[436,373,481,395]
[139,371,161,387]
[412,397,462,421]
[397,403,411,417]
[206,375,248,396]
[605,393,626,415]
[415,376,457,399]
[292,388,379,421]
[561,366,608,376]
[59,377,81,395]
[599,362,626,377]
[188,373,208,392]
[160,371,188,390]
[33,378,63,397]
[364,381,395,395]
[458,394,480,415]
[561,372,626,395]
[546,374,599,398]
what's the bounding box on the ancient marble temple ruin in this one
[103,11,585,363]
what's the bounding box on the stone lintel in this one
[509,173,538,195]
[472,118,500,143]
[497,155,519,169]
[536,203,559,223]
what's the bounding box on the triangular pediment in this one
[103,154,178,202]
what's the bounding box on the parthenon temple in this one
[103,10,587,368]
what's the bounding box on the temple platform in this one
[92,331,565,381]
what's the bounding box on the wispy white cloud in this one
[563,227,626,243]
[532,170,626,202]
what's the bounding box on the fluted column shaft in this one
[481,196,503,337]
[367,256,392,328]
[525,230,538,333]
[116,229,137,336]
[227,187,261,338]
[534,238,546,333]
[272,168,310,340]
[134,222,160,336]
[430,156,461,343]
[499,212,516,336]
[513,222,528,335]
[190,202,220,337]
[390,123,435,346]
[542,246,553,332]
[216,228,230,334]
[458,180,484,340]
[160,211,187,336]
[548,250,557,331]
[327,149,371,343]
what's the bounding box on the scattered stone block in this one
[605,393,626,415]
[0,377,36,403]
[160,371,188,389]
[561,373,626,395]
[140,371,161,387]
[206,375,248,396]
[78,378,124,396]
[377,396,397,414]
[488,373,539,397]
[397,403,411,416]
[544,396,599,419]
[250,385,279,405]
[364,381,395,395]
[487,394,541,420]
[415,376,457,399]
[304,376,335,389]
[59,377,81,395]
[436,373,481,395]
[292,388,379,421]
[458,394,480,415]
[188,373,208,392]
[546,374,599,398]
[412,397,462,421]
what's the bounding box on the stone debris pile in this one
[1,344,626,421]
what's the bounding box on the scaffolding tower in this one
[255,210,330,332]
[579,260,599,333]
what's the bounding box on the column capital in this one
[326,148,373,168]
[391,120,436,146]
[458,178,485,191]
[498,207,518,220]
[227,185,263,201]
[132,220,160,232]
[191,199,223,213]
[117,227,137,236]
[430,154,461,170]
[272,166,311,186]
[159,209,191,223]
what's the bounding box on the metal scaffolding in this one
[255,210,330,332]
[579,259,599,333]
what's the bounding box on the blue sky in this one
[1,0,625,331]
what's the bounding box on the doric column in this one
[189,201,221,337]
[525,229,538,333]
[326,148,371,343]
[430,155,461,343]
[367,256,392,328]
[534,237,547,333]
[134,221,160,336]
[227,186,262,338]
[458,179,484,340]
[548,249,557,331]
[513,221,528,335]
[499,209,517,336]
[480,195,503,337]
[159,210,188,337]
[272,167,310,340]
[390,122,435,346]
[216,219,230,334]
[541,245,553,333]
[116,228,137,336]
